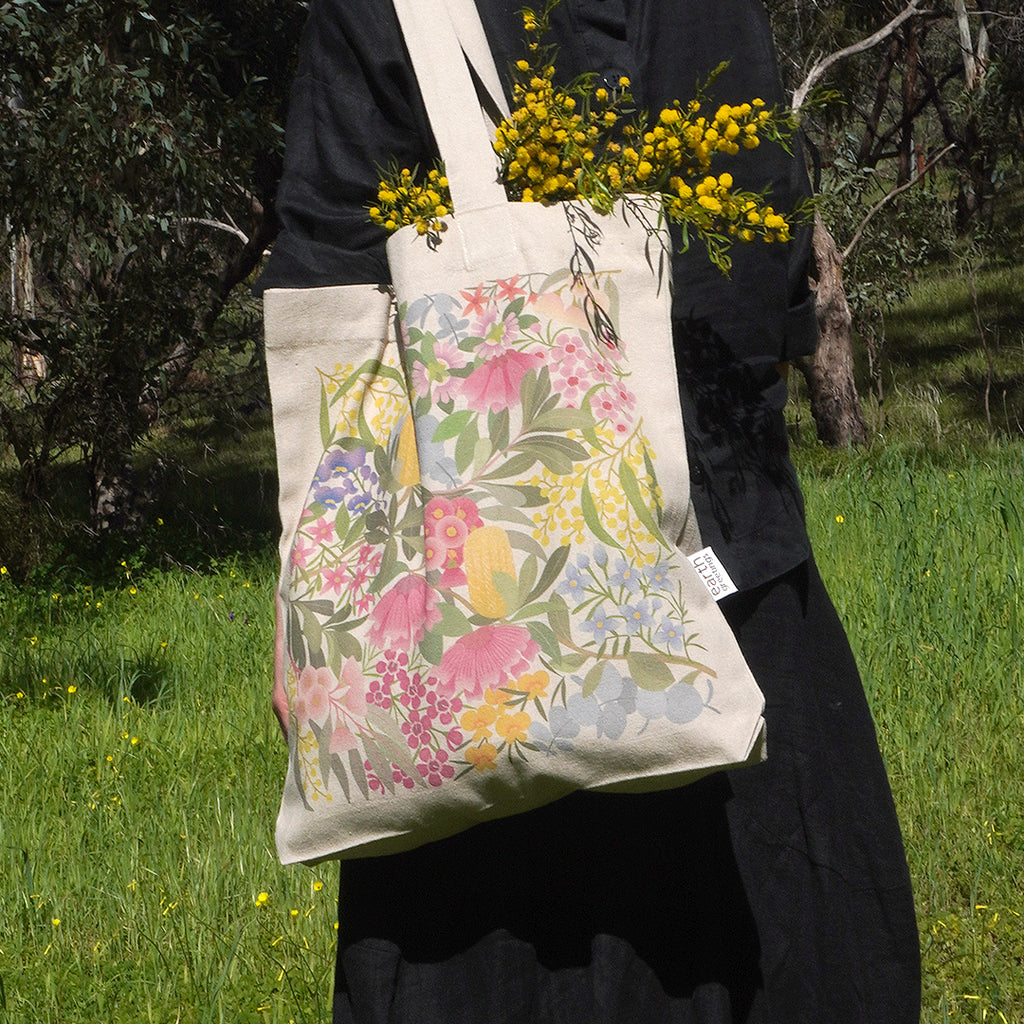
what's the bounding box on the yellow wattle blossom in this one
[369,2,798,272]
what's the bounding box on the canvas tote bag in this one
[264,0,766,865]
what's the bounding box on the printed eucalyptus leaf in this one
[319,386,332,451]
[478,505,536,528]
[643,448,663,527]
[526,620,562,660]
[323,623,362,663]
[348,748,370,800]
[330,753,352,803]
[472,437,493,474]
[626,652,676,691]
[517,554,539,603]
[514,438,573,475]
[619,459,666,546]
[439,601,473,637]
[479,451,539,481]
[489,406,510,453]
[581,662,606,699]
[528,543,570,604]
[419,625,444,666]
[508,530,548,561]
[552,652,590,673]
[581,479,623,550]
[525,406,595,435]
[432,409,473,442]
[492,571,519,616]
[362,736,396,796]
[287,604,306,669]
[546,592,571,640]
[454,417,479,475]
[365,707,424,784]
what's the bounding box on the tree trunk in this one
[797,213,869,447]
[9,232,48,387]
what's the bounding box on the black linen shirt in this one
[258,0,818,591]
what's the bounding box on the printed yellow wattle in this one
[463,525,516,618]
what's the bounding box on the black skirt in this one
[331,558,920,1024]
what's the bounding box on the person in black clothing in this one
[258,1,921,1021]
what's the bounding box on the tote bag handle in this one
[392,0,510,215]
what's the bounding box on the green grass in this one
[0,556,339,1024]
[2,442,1022,1022]
[797,441,1024,1023]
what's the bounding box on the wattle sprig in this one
[369,0,802,271]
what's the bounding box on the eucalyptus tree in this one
[0,0,303,530]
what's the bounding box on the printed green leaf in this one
[361,736,396,795]
[508,531,548,561]
[552,652,590,673]
[546,592,571,640]
[493,571,519,617]
[432,409,474,443]
[419,625,444,666]
[489,407,510,454]
[581,662,605,698]
[525,406,596,435]
[517,554,539,604]
[643,448,663,527]
[454,418,479,475]
[626,652,676,691]
[527,542,570,604]
[512,436,586,475]
[485,482,547,508]
[323,623,362,664]
[287,604,306,669]
[479,451,539,481]
[329,753,352,802]
[297,605,322,659]
[365,707,423,784]
[526,620,562,659]
[581,479,623,550]
[519,366,551,424]
[439,602,473,638]
[478,505,536,528]
[619,459,667,545]
[347,746,370,799]
[319,386,332,451]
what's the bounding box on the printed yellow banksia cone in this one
[396,415,420,487]
[464,526,516,618]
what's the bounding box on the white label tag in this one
[686,547,738,602]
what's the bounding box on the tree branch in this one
[793,0,930,110]
[842,142,956,261]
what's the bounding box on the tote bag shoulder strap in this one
[391,0,508,214]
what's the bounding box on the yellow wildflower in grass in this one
[255,891,270,907]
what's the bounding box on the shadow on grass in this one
[0,639,173,706]
[0,410,280,586]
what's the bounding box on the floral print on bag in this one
[283,271,720,807]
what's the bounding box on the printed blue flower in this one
[644,560,676,592]
[609,557,644,594]
[578,608,613,644]
[654,617,686,653]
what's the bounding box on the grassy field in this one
[2,261,1023,1022]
